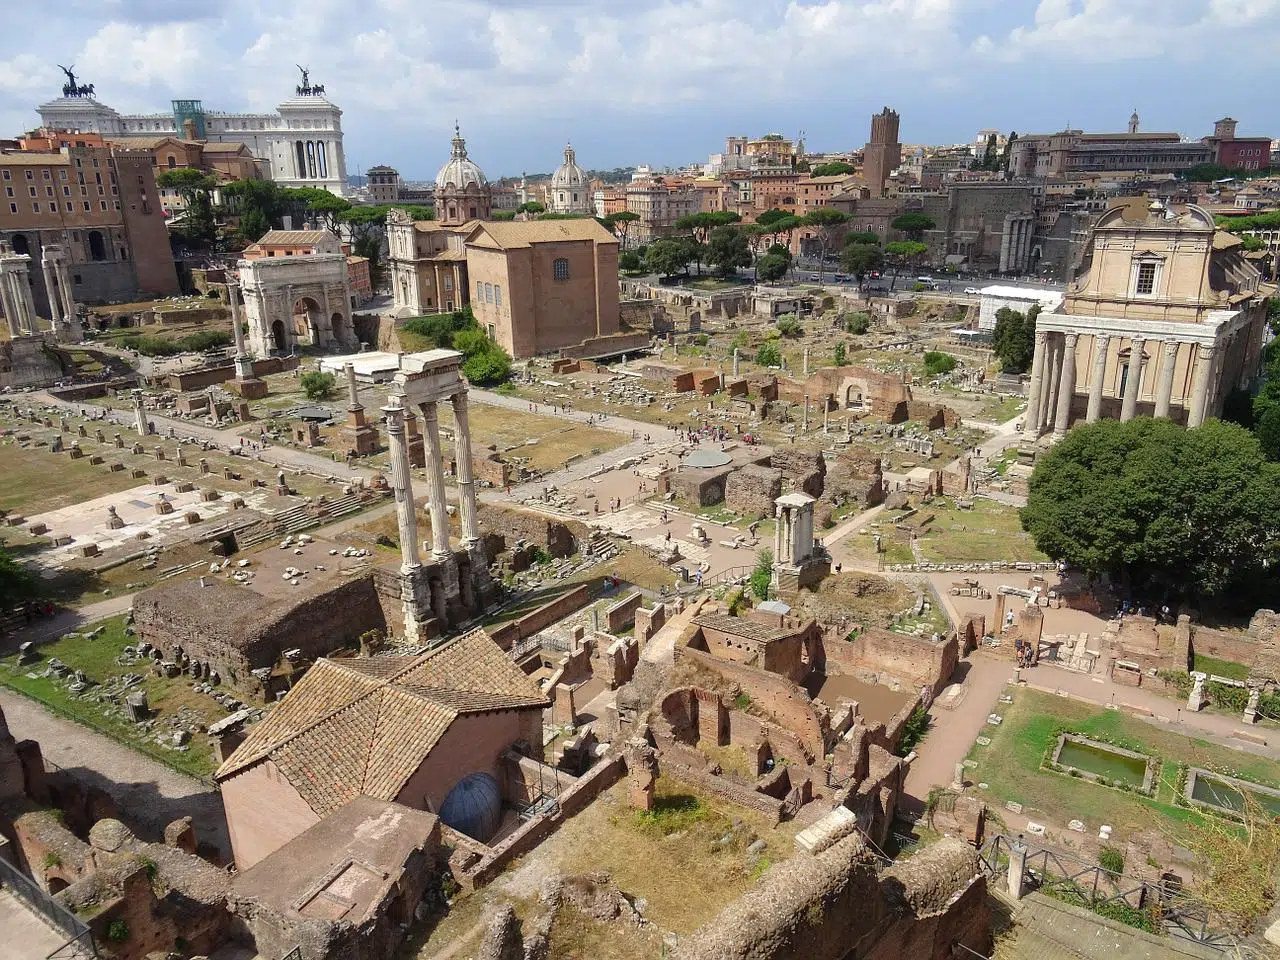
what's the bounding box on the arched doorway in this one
[292,297,321,344]
[271,319,287,353]
[46,876,69,894]
[11,234,29,256]
[88,231,106,261]
[845,384,865,410]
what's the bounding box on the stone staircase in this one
[236,493,369,550]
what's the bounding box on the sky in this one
[1,0,1277,182]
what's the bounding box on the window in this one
[167,156,176,168]
[42,169,50,180]
[476,279,483,301]
[45,186,53,197]
[1135,262,1157,295]
[495,285,502,307]
[487,323,496,339]
[63,186,70,197]
[485,282,494,304]
[27,187,36,198]
[66,202,73,212]
[100,201,108,211]
[7,203,15,214]
[83,202,91,212]
[24,170,33,180]
[32,202,39,213]
[553,258,570,281]
[1,170,8,180]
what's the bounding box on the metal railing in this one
[0,856,96,958]
[978,834,1237,950]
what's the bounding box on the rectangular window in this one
[1135,262,1156,295]
[25,170,33,180]
[477,279,483,301]
[45,186,53,197]
[32,202,40,213]
[66,202,73,212]
[495,285,502,307]
[42,169,50,180]
[83,202,91,212]
[1,170,8,180]
[8,203,15,213]
[100,201,108,211]
[59,170,66,181]
[28,186,36,198]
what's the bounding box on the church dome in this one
[550,144,587,190]
[436,124,487,192]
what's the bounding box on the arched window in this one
[553,258,569,281]
[166,156,176,168]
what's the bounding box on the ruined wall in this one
[475,503,585,558]
[823,451,885,508]
[606,592,645,633]
[725,464,782,518]
[771,449,826,498]
[673,836,989,960]
[904,401,961,430]
[488,584,593,651]
[824,628,958,697]
[675,646,828,760]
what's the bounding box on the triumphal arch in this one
[238,253,357,357]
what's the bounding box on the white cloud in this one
[79,22,209,89]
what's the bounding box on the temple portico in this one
[0,243,39,338]
[39,244,79,342]
[379,349,496,641]
[771,492,830,596]
[1022,201,1269,439]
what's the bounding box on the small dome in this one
[436,124,487,192]
[439,772,502,842]
[551,144,588,190]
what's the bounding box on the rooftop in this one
[693,611,794,645]
[215,629,549,815]
[466,218,618,249]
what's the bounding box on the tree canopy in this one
[991,303,1038,373]
[706,225,751,276]
[643,237,695,277]
[810,161,856,177]
[890,212,935,241]
[841,243,884,285]
[756,251,790,283]
[844,230,880,247]
[0,547,37,610]
[803,207,850,282]
[157,168,218,245]
[675,211,742,244]
[1021,418,1280,602]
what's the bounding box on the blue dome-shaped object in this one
[439,773,502,842]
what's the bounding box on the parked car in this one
[964,287,981,295]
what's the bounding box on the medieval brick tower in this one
[862,107,901,199]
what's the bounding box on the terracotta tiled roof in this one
[251,229,332,246]
[466,218,617,249]
[214,629,548,815]
[693,612,793,645]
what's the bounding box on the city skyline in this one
[0,0,1276,181]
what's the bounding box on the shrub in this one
[832,341,847,366]
[756,342,782,367]
[1207,681,1249,712]
[896,704,931,756]
[43,851,62,869]
[1099,846,1125,874]
[300,371,337,401]
[775,314,802,337]
[106,920,130,943]
[401,307,474,348]
[922,351,956,377]
[692,333,709,346]
[845,312,871,335]
[749,548,773,600]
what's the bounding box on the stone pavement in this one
[0,689,229,858]
[0,888,73,960]
[900,651,1013,816]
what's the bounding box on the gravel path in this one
[0,689,228,858]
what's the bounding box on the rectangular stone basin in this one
[1051,734,1155,792]
[1186,768,1280,818]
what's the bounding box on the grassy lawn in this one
[917,497,1046,564]
[966,688,1280,844]
[974,394,1026,423]
[0,442,160,517]
[0,616,223,779]
[1192,654,1251,682]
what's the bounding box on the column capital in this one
[1063,332,1078,347]
[1033,330,1048,343]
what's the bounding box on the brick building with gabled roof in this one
[215,627,549,868]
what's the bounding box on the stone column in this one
[230,285,256,379]
[773,504,784,564]
[1007,838,1029,900]
[1154,339,1178,419]
[823,402,829,434]
[451,392,480,546]
[345,363,361,409]
[1085,334,1108,423]
[382,400,421,573]
[131,389,148,437]
[40,258,58,323]
[1052,333,1077,439]
[732,348,739,377]
[1187,343,1216,428]
[1119,337,1145,422]
[1042,334,1063,435]
[1024,331,1048,435]
[803,347,810,379]
[0,272,18,337]
[8,271,33,335]
[420,401,451,560]
[55,260,75,326]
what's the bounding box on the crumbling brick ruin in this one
[771,448,826,498]
[823,450,886,509]
[725,463,782,517]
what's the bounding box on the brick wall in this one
[606,591,644,632]
[475,503,585,557]
[725,464,782,517]
[662,759,785,824]
[488,584,593,651]
[823,628,957,696]
[635,604,667,644]
[675,646,828,759]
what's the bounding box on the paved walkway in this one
[900,652,1013,816]
[0,888,73,960]
[0,689,229,858]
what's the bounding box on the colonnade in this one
[40,246,77,337]
[383,390,480,574]
[1,244,78,340]
[0,255,38,338]
[1024,329,1226,437]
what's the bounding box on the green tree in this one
[1021,418,1280,601]
[300,371,337,401]
[845,312,871,335]
[841,243,885,288]
[844,230,880,247]
[0,547,37,609]
[157,168,218,244]
[775,314,802,337]
[339,205,393,291]
[833,341,847,366]
[922,351,956,376]
[991,304,1038,373]
[890,212,936,241]
[221,178,289,239]
[802,207,850,284]
[675,210,742,245]
[756,251,790,283]
[749,548,774,599]
[643,237,694,278]
[884,240,928,289]
[756,341,782,367]
[706,225,751,277]
[1000,131,1018,173]
[619,250,642,272]
[517,201,546,216]
[810,161,856,177]
[1255,404,1280,460]
[603,210,640,249]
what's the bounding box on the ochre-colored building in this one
[215,628,548,869]
[1026,200,1270,438]
[387,212,622,358]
